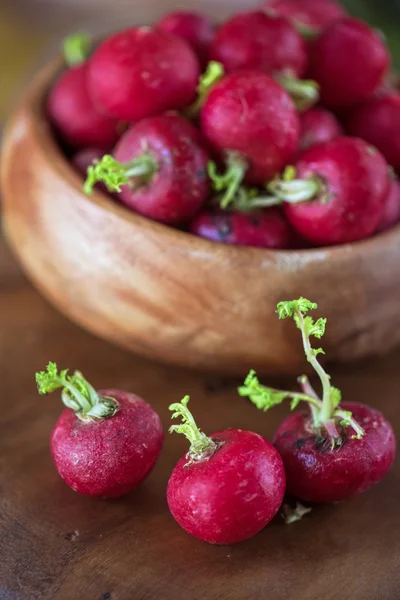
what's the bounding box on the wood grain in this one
[2,58,400,375]
[0,237,399,600]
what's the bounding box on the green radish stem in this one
[275,73,320,112]
[63,32,92,67]
[208,152,249,209]
[186,61,225,118]
[84,153,158,195]
[169,396,220,464]
[36,362,119,421]
[238,298,365,445]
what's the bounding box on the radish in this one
[188,206,300,249]
[209,11,318,111]
[377,177,400,232]
[84,114,210,225]
[157,10,215,67]
[308,17,390,109]
[346,90,400,172]
[201,71,299,207]
[88,26,200,122]
[167,396,286,544]
[36,363,163,498]
[299,107,343,150]
[48,34,120,150]
[262,0,346,36]
[267,137,390,245]
[239,298,396,503]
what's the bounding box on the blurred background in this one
[0,0,400,128]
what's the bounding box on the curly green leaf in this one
[238,370,320,412]
[276,298,318,320]
[84,155,129,195]
[35,362,118,420]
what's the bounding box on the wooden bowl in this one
[2,56,400,376]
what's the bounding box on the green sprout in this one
[169,396,220,464]
[36,362,119,421]
[84,153,157,195]
[239,299,365,445]
[63,32,92,67]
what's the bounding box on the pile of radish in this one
[47,0,400,249]
[36,294,396,543]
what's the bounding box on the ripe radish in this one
[201,71,299,207]
[210,12,306,75]
[88,26,200,122]
[157,10,215,67]
[210,12,317,111]
[239,298,396,503]
[84,114,210,225]
[308,17,390,109]
[167,396,286,544]
[188,206,300,249]
[346,90,400,172]
[377,177,400,232]
[36,363,163,498]
[299,107,343,150]
[267,137,390,245]
[262,0,346,35]
[48,34,120,150]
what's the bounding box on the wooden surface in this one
[3,60,400,377]
[0,235,400,600]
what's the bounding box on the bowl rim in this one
[18,54,400,260]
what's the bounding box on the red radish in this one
[267,137,390,245]
[346,90,400,172]
[167,396,286,544]
[299,107,343,150]
[84,114,210,225]
[308,17,390,109]
[377,177,400,232]
[201,71,299,206]
[210,11,307,76]
[262,0,346,35]
[88,26,200,122]
[209,12,318,111]
[48,63,120,150]
[36,363,163,498]
[188,206,299,249]
[239,298,396,503]
[157,10,215,67]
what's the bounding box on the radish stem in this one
[275,73,319,112]
[186,61,225,118]
[84,153,157,195]
[208,152,248,209]
[36,362,119,421]
[239,298,365,444]
[169,396,220,464]
[63,32,92,67]
[268,175,324,203]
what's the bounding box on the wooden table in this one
[0,235,399,600]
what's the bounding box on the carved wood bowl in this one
[2,55,400,376]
